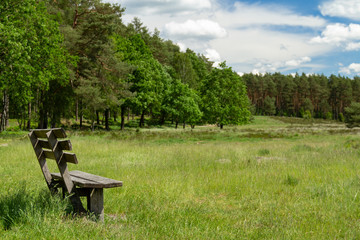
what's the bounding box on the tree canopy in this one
[5,0,358,132]
[201,62,251,128]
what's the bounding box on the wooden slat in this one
[38,139,72,151]
[62,152,78,164]
[28,131,53,186]
[42,149,55,159]
[47,130,75,194]
[51,170,123,188]
[42,150,78,164]
[31,128,67,138]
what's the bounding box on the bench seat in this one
[51,170,123,189]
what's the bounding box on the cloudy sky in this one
[103,0,360,76]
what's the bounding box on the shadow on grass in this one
[0,186,69,230]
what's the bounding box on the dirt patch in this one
[216,158,232,164]
[256,156,286,163]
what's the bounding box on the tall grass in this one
[1,117,360,238]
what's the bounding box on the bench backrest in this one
[29,128,77,194]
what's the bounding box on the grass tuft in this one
[283,174,299,186]
[258,148,270,156]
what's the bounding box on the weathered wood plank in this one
[28,131,53,187]
[89,188,104,221]
[62,152,78,164]
[42,150,78,164]
[38,139,72,151]
[51,170,123,188]
[46,130,75,194]
[31,128,66,138]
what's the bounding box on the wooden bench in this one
[28,128,122,221]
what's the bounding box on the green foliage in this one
[201,62,251,128]
[263,96,276,116]
[0,0,70,130]
[326,111,333,120]
[339,112,345,122]
[302,110,312,119]
[162,79,202,127]
[345,102,360,128]
[48,0,131,129]
[244,72,355,122]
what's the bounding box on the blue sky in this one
[103,0,360,77]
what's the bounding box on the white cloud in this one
[237,72,244,77]
[110,0,212,15]
[340,63,360,74]
[215,2,326,28]
[319,0,360,20]
[205,48,221,67]
[345,42,360,51]
[103,0,336,75]
[250,56,312,73]
[310,23,360,51]
[285,57,311,67]
[205,49,221,62]
[164,20,227,40]
[210,28,331,73]
[176,42,187,52]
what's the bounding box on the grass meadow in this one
[1,116,360,239]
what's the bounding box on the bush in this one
[325,112,333,120]
[303,110,312,119]
[345,102,360,128]
[339,113,345,122]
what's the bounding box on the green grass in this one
[1,116,360,238]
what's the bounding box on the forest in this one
[0,0,359,132]
[244,73,360,121]
[0,0,250,132]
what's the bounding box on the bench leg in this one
[89,188,104,221]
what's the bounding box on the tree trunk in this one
[37,91,48,129]
[113,111,117,122]
[5,92,9,128]
[80,114,83,129]
[140,110,145,128]
[91,120,95,132]
[175,121,178,129]
[27,102,31,130]
[38,108,48,129]
[96,111,100,125]
[75,99,79,122]
[0,90,9,132]
[51,114,56,128]
[79,100,83,129]
[220,124,224,129]
[127,108,130,121]
[120,105,126,130]
[105,108,110,131]
[183,121,186,129]
[160,112,165,125]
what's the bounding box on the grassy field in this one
[1,116,360,239]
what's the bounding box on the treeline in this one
[244,73,359,121]
[0,0,250,132]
